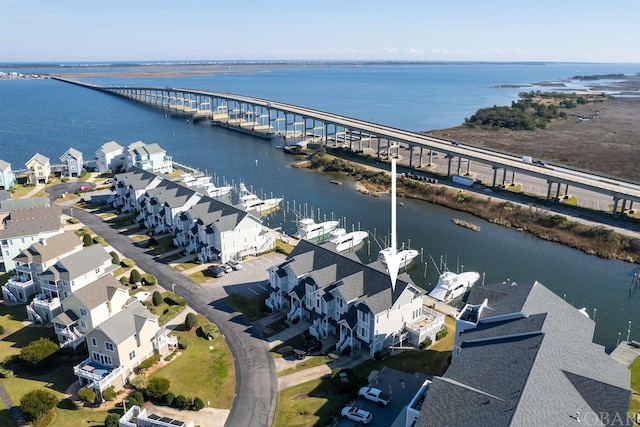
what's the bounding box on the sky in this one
[1,0,639,63]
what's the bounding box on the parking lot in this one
[336,368,430,427]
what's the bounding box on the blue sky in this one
[1,0,639,63]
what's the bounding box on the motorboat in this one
[428,270,480,303]
[293,218,339,241]
[329,228,368,252]
[378,247,419,269]
[179,173,232,199]
[239,183,282,215]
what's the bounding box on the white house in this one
[25,153,51,185]
[95,141,125,174]
[266,240,441,357]
[124,141,173,174]
[53,275,130,348]
[110,167,164,213]
[27,244,116,324]
[0,205,63,273]
[138,180,202,234]
[2,231,83,303]
[74,301,177,400]
[59,147,84,177]
[0,159,15,190]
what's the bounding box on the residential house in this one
[120,405,194,427]
[95,141,125,174]
[59,147,84,177]
[266,240,440,357]
[25,153,51,185]
[124,141,173,174]
[0,197,49,214]
[0,205,63,273]
[27,244,116,323]
[53,275,130,348]
[111,167,164,213]
[414,280,632,427]
[0,159,15,190]
[138,179,202,234]
[2,231,83,303]
[73,301,177,400]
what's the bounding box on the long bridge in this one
[53,76,640,216]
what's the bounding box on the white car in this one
[358,386,391,406]
[341,406,372,424]
[134,292,151,303]
[228,259,242,270]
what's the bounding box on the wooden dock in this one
[610,340,640,367]
[422,295,460,317]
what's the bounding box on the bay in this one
[1,61,639,350]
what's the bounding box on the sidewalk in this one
[20,183,44,199]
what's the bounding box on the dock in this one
[422,295,460,317]
[609,340,640,367]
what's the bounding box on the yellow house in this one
[25,153,51,185]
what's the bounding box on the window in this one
[91,337,97,347]
[105,342,115,352]
[128,350,136,361]
[81,320,86,328]
[80,308,87,316]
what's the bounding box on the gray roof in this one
[13,231,82,264]
[0,206,62,239]
[115,167,162,190]
[39,244,110,282]
[70,275,128,310]
[0,159,11,170]
[145,180,198,208]
[0,197,49,213]
[92,300,158,345]
[97,141,123,154]
[60,147,82,161]
[26,152,50,167]
[416,280,632,427]
[0,190,11,202]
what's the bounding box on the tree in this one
[164,392,175,406]
[105,414,119,427]
[152,291,163,306]
[78,387,96,404]
[19,337,58,366]
[20,389,58,422]
[192,396,205,411]
[146,376,171,399]
[129,269,141,285]
[185,312,197,330]
[109,251,120,265]
[83,233,93,247]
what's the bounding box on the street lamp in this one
[171,283,175,296]
[122,399,129,413]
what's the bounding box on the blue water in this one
[1,61,639,350]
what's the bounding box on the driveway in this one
[66,205,282,427]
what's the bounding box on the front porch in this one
[404,306,446,346]
[74,358,124,399]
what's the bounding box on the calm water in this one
[1,62,639,350]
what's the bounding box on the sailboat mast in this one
[391,158,397,254]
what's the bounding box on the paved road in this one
[66,205,278,427]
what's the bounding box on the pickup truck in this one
[358,386,391,406]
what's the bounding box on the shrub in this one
[129,269,141,285]
[119,277,129,286]
[185,312,197,330]
[83,233,93,247]
[20,389,58,421]
[146,376,171,399]
[141,274,157,286]
[436,327,448,341]
[19,337,59,366]
[0,325,4,335]
[67,217,80,224]
[127,390,144,407]
[164,392,175,406]
[77,387,96,404]
[152,291,163,306]
[148,237,158,247]
[105,413,119,427]
[103,386,117,401]
[130,375,147,390]
[419,337,433,349]
[177,336,189,350]
[93,236,106,245]
[120,258,135,268]
[374,348,391,360]
[192,396,205,411]
[137,354,161,371]
[174,394,188,409]
[109,251,120,265]
[200,323,219,340]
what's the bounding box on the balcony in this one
[153,334,178,351]
[39,281,61,294]
[74,359,122,391]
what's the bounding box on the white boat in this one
[428,270,480,303]
[239,183,282,215]
[293,218,340,241]
[378,248,419,269]
[179,173,232,199]
[329,228,368,252]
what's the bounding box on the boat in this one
[293,218,339,241]
[179,173,232,199]
[378,247,419,269]
[238,183,282,215]
[428,270,480,303]
[329,228,368,252]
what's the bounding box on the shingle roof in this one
[39,244,110,281]
[60,147,82,161]
[92,300,157,345]
[0,197,49,213]
[70,275,128,310]
[0,206,62,239]
[0,159,10,170]
[13,231,82,264]
[26,152,50,167]
[97,141,123,154]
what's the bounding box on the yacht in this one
[293,218,340,242]
[239,183,282,215]
[329,228,368,252]
[179,173,232,199]
[428,270,480,303]
[378,247,419,269]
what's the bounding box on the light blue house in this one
[0,159,15,190]
[60,148,84,177]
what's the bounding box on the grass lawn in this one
[630,356,640,425]
[162,253,183,263]
[8,184,33,199]
[144,292,187,326]
[129,234,150,243]
[173,262,201,272]
[106,214,137,228]
[276,240,295,255]
[226,292,269,322]
[271,334,307,359]
[277,356,332,377]
[151,316,235,408]
[147,236,174,256]
[188,270,210,284]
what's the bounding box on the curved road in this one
[65,204,277,427]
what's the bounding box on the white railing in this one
[287,306,301,322]
[26,305,44,323]
[309,323,320,340]
[2,285,18,303]
[74,359,122,391]
[31,295,60,309]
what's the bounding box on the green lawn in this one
[144,292,187,326]
[188,270,210,284]
[173,262,201,272]
[225,292,269,322]
[147,236,174,256]
[277,356,332,377]
[150,316,235,408]
[630,356,640,426]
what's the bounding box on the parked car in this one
[304,338,322,354]
[208,265,226,278]
[341,406,372,424]
[80,185,90,191]
[220,263,233,273]
[451,141,460,146]
[358,386,392,406]
[228,259,242,270]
